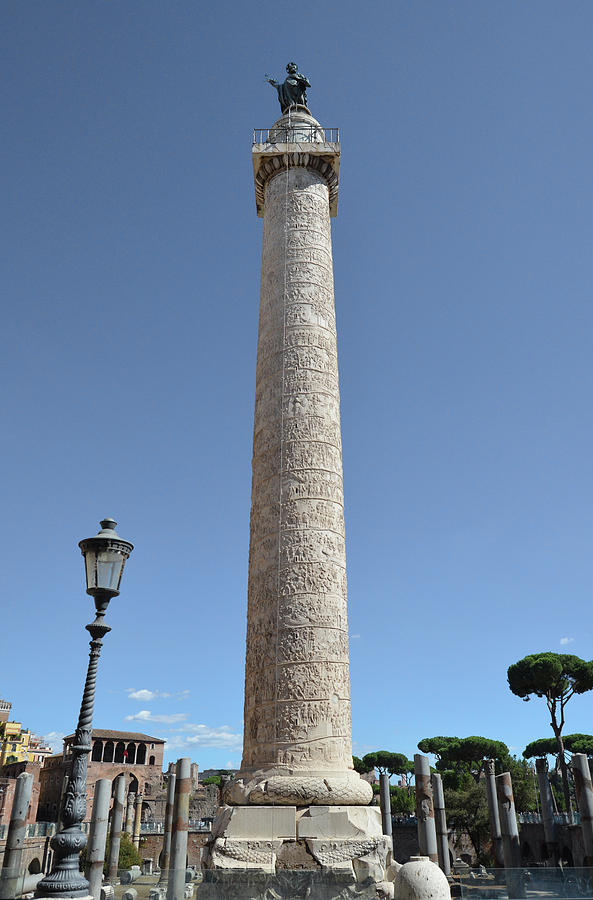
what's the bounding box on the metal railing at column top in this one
[253,126,339,144]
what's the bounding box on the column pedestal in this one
[202,805,393,895]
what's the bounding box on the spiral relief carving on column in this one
[231,118,372,806]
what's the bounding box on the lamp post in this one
[36,519,133,900]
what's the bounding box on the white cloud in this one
[126,688,172,701]
[126,688,189,702]
[42,731,65,753]
[185,726,242,750]
[560,637,574,645]
[125,710,189,725]
[164,735,189,752]
[162,724,242,752]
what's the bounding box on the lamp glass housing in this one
[84,547,127,593]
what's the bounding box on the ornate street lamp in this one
[36,519,133,899]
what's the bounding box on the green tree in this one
[86,832,142,875]
[389,785,415,815]
[418,735,509,789]
[362,751,413,780]
[352,755,368,775]
[508,652,593,813]
[523,737,559,760]
[444,781,491,864]
[507,755,538,813]
[564,734,593,757]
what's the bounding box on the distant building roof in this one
[64,729,165,743]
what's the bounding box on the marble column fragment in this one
[125,793,135,836]
[535,758,556,860]
[232,108,371,808]
[0,772,33,900]
[496,772,525,899]
[158,772,176,886]
[132,794,143,849]
[414,755,438,863]
[106,775,126,884]
[484,759,504,867]
[431,773,450,876]
[86,778,110,900]
[167,759,189,900]
[379,773,393,842]
[572,754,593,862]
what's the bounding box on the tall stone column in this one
[535,758,556,861]
[431,773,450,876]
[206,105,390,888]
[106,774,126,884]
[229,106,370,809]
[158,773,176,886]
[0,772,33,900]
[85,779,110,900]
[124,792,135,836]
[379,773,393,842]
[484,759,504,867]
[496,772,525,899]
[572,754,593,863]
[132,793,143,849]
[414,755,438,863]
[167,759,190,900]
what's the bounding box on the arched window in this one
[91,741,103,762]
[149,755,155,766]
[126,742,136,764]
[136,743,146,765]
[112,773,126,795]
[103,741,114,763]
[114,742,125,763]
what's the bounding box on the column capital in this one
[252,111,340,217]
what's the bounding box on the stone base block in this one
[201,805,393,897]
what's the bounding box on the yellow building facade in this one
[0,720,52,765]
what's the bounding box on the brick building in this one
[38,729,165,822]
[0,760,43,826]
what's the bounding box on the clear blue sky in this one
[2,1,591,772]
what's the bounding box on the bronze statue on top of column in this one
[266,62,310,112]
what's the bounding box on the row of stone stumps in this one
[0,759,193,900]
[375,752,593,900]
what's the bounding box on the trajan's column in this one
[206,66,391,886]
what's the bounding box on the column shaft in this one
[379,773,393,839]
[132,794,142,849]
[0,772,33,900]
[235,133,370,806]
[572,753,593,862]
[106,774,126,883]
[86,778,110,900]
[496,772,525,899]
[124,793,135,836]
[166,759,189,900]
[158,773,176,885]
[484,759,504,867]
[414,755,438,863]
[431,773,450,876]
